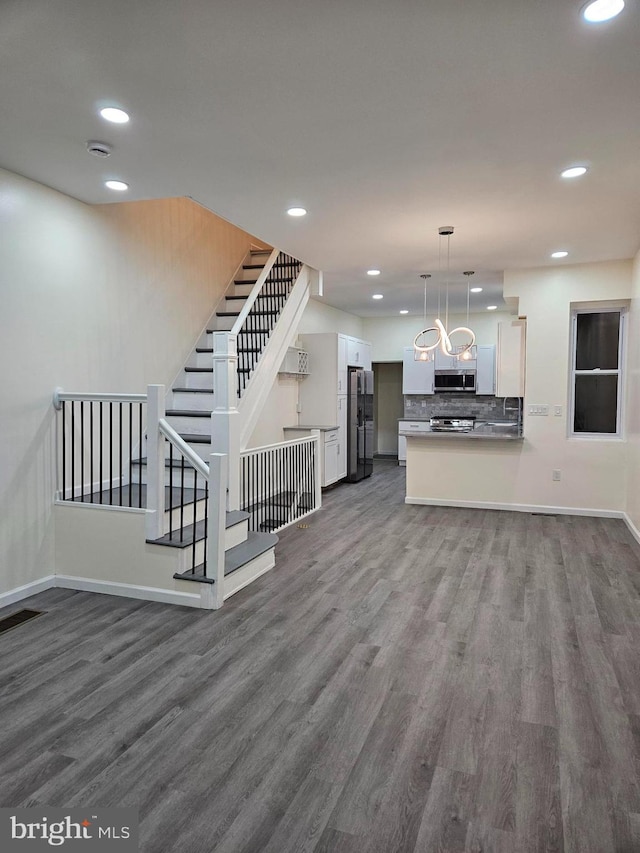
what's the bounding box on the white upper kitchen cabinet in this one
[346,337,372,370]
[402,347,434,394]
[496,319,526,397]
[476,345,496,395]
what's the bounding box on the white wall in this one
[298,298,365,338]
[626,248,640,536]
[247,375,299,448]
[362,311,511,362]
[0,168,263,597]
[406,260,633,514]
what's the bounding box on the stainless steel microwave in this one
[434,370,476,392]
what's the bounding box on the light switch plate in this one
[528,404,549,416]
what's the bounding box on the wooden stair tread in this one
[166,409,211,417]
[172,532,279,582]
[172,387,213,394]
[179,433,211,444]
[149,511,251,549]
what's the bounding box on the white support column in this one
[211,332,241,511]
[145,385,166,541]
[205,452,228,609]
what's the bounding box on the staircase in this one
[167,247,274,457]
[138,248,306,600]
[53,246,313,607]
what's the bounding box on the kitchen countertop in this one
[403,431,523,441]
[283,425,339,432]
[400,419,522,440]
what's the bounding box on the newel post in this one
[145,384,166,541]
[211,332,241,511]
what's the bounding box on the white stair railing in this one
[239,435,321,534]
[54,384,228,609]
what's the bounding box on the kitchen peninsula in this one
[401,318,528,509]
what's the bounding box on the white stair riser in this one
[165,414,211,435]
[224,297,248,311]
[233,283,253,298]
[163,499,207,534]
[224,547,276,599]
[192,351,214,368]
[226,519,249,550]
[213,315,235,331]
[170,391,214,411]
[237,267,263,282]
[171,520,251,572]
[182,372,213,390]
[176,538,206,571]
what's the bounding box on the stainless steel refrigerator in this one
[347,367,374,482]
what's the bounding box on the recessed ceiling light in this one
[487,305,498,311]
[286,207,307,217]
[561,165,588,179]
[470,287,483,293]
[399,309,409,314]
[582,0,624,23]
[372,294,383,300]
[105,180,129,192]
[367,269,381,276]
[99,107,130,124]
[551,251,569,258]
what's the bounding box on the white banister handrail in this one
[230,247,280,335]
[158,418,210,480]
[240,434,319,456]
[53,388,147,409]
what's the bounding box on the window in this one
[570,308,625,437]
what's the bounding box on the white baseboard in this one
[55,575,201,608]
[405,496,626,519]
[623,513,640,546]
[0,575,56,610]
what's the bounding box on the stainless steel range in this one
[430,416,476,433]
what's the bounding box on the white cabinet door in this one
[434,347,457,371]
[337,395,348,479]
[324,439,339,486]
[360,341,372,370]
[497,320,526,397]
[346,337,362,366]
[476,345,496,395]
[398,434,407,465]
[337,335,348,394]
[402,347,434,394]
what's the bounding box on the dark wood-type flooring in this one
[2,460,640,852]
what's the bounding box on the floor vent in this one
[530,513,558,517]
[0,609,44,636]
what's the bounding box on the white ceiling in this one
[2,0,639,317]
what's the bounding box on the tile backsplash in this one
[405,394,522,421]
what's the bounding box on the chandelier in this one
[413,226,476,361]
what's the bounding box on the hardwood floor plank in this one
[516,722,563,853]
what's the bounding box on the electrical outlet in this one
[554,406,562,417]
[528,404,549,416]
[552,470,561,481]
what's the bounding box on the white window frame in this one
[569,307,626,440]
